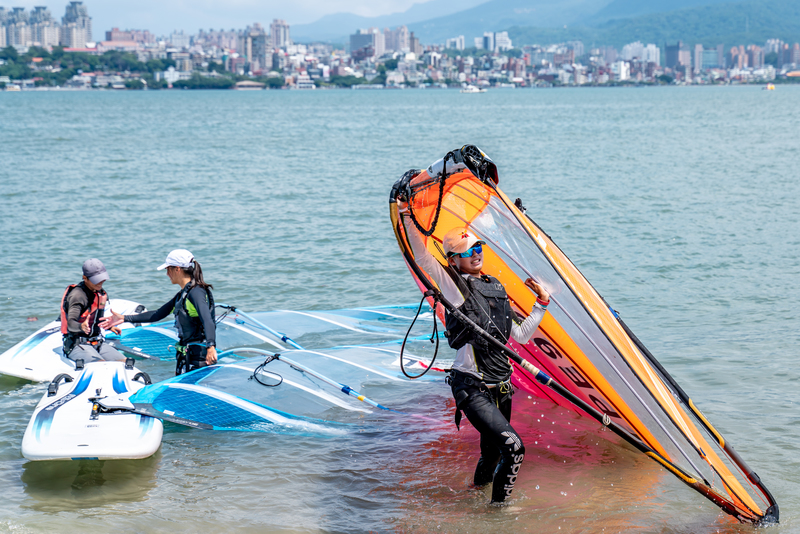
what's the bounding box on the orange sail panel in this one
[390,161,776,524]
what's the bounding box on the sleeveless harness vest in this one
[444,273,516,383]
[60,283,107,337]
[173,282,215,345]
[173,282,216,375]
[60,283,107,356]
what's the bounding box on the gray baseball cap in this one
[82,258,109,284]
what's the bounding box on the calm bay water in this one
[0,86,798,533]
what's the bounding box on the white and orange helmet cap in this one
[443,228,483,256]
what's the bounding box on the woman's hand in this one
[524,278,550,304]
[99,309,125,330]
[206,346,217,366]
[397,200,409,213]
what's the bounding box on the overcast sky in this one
[5,0,431,37]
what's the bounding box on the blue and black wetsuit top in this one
[124,284,216,348]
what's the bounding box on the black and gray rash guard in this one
[124,285,216,347]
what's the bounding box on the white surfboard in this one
[0,299,145,382]
[21,360,163,461]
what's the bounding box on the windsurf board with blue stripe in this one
[21,360,163,461]
[0,299,145,382]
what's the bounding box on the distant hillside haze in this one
[293,0,800,48]
[407,0,611,43]
[508,0,800,49]
[291,0,487,42]
[293,0,615,43]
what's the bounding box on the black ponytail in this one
[181,260,213,290]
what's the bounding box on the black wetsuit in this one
[124,284,216,374]
[405,220,547,503]
[446,274,525,503]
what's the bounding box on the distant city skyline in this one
[0,0,443,36]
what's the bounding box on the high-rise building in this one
[397,25,409,51]
[239,30,252,65]
[643,44,660,65]
[553,49,575,65]
[728,46,748,69]
[693,43,703,73]
[8,7,27,25]
[600,46,617,65]
[106,28,131,41]
[678,49,691,69]
[270,19,290,49]
[765,39,783,54]
[566,40,584,57]
[34,21,60,47]
[621,41,644,61]
[482,32,494,52]
[747,45,764,69]
[792,43,800,65]
[372,28,385,57]
[249,24,272,72]
[494,32,512,52]
[409,32,422,56]
[29,6,50,24]
[29,7,59,47]
[60,23,81,48]
[665,41,690,69]
[170,31,190,48]
[510,57,525,78]
[350,29,373,56]
[7,7,31,47]
[612,60,630,81]
[62,1,91,43]
[384,25,408,52]
[476,32,512,53]
[778,43,792,67]
[349,28,384,59]
[445,36,465,50]
[382,27,392,51]
[198,29,237,51]
[104,28,154,44]
[701,45,724,69]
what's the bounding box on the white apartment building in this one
[446,35,465,50]
[270,19,290,49]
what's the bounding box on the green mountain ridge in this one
[579,0,734,26]
[507,0,800,49]
[406,0,610,43]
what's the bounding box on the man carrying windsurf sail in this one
[61,258,126,362]
[101,249,217,374]
[399,202,550,504]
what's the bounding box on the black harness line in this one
[399,290,441,379]
[249,353,284,387]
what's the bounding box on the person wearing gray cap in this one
[59,259,126,362]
